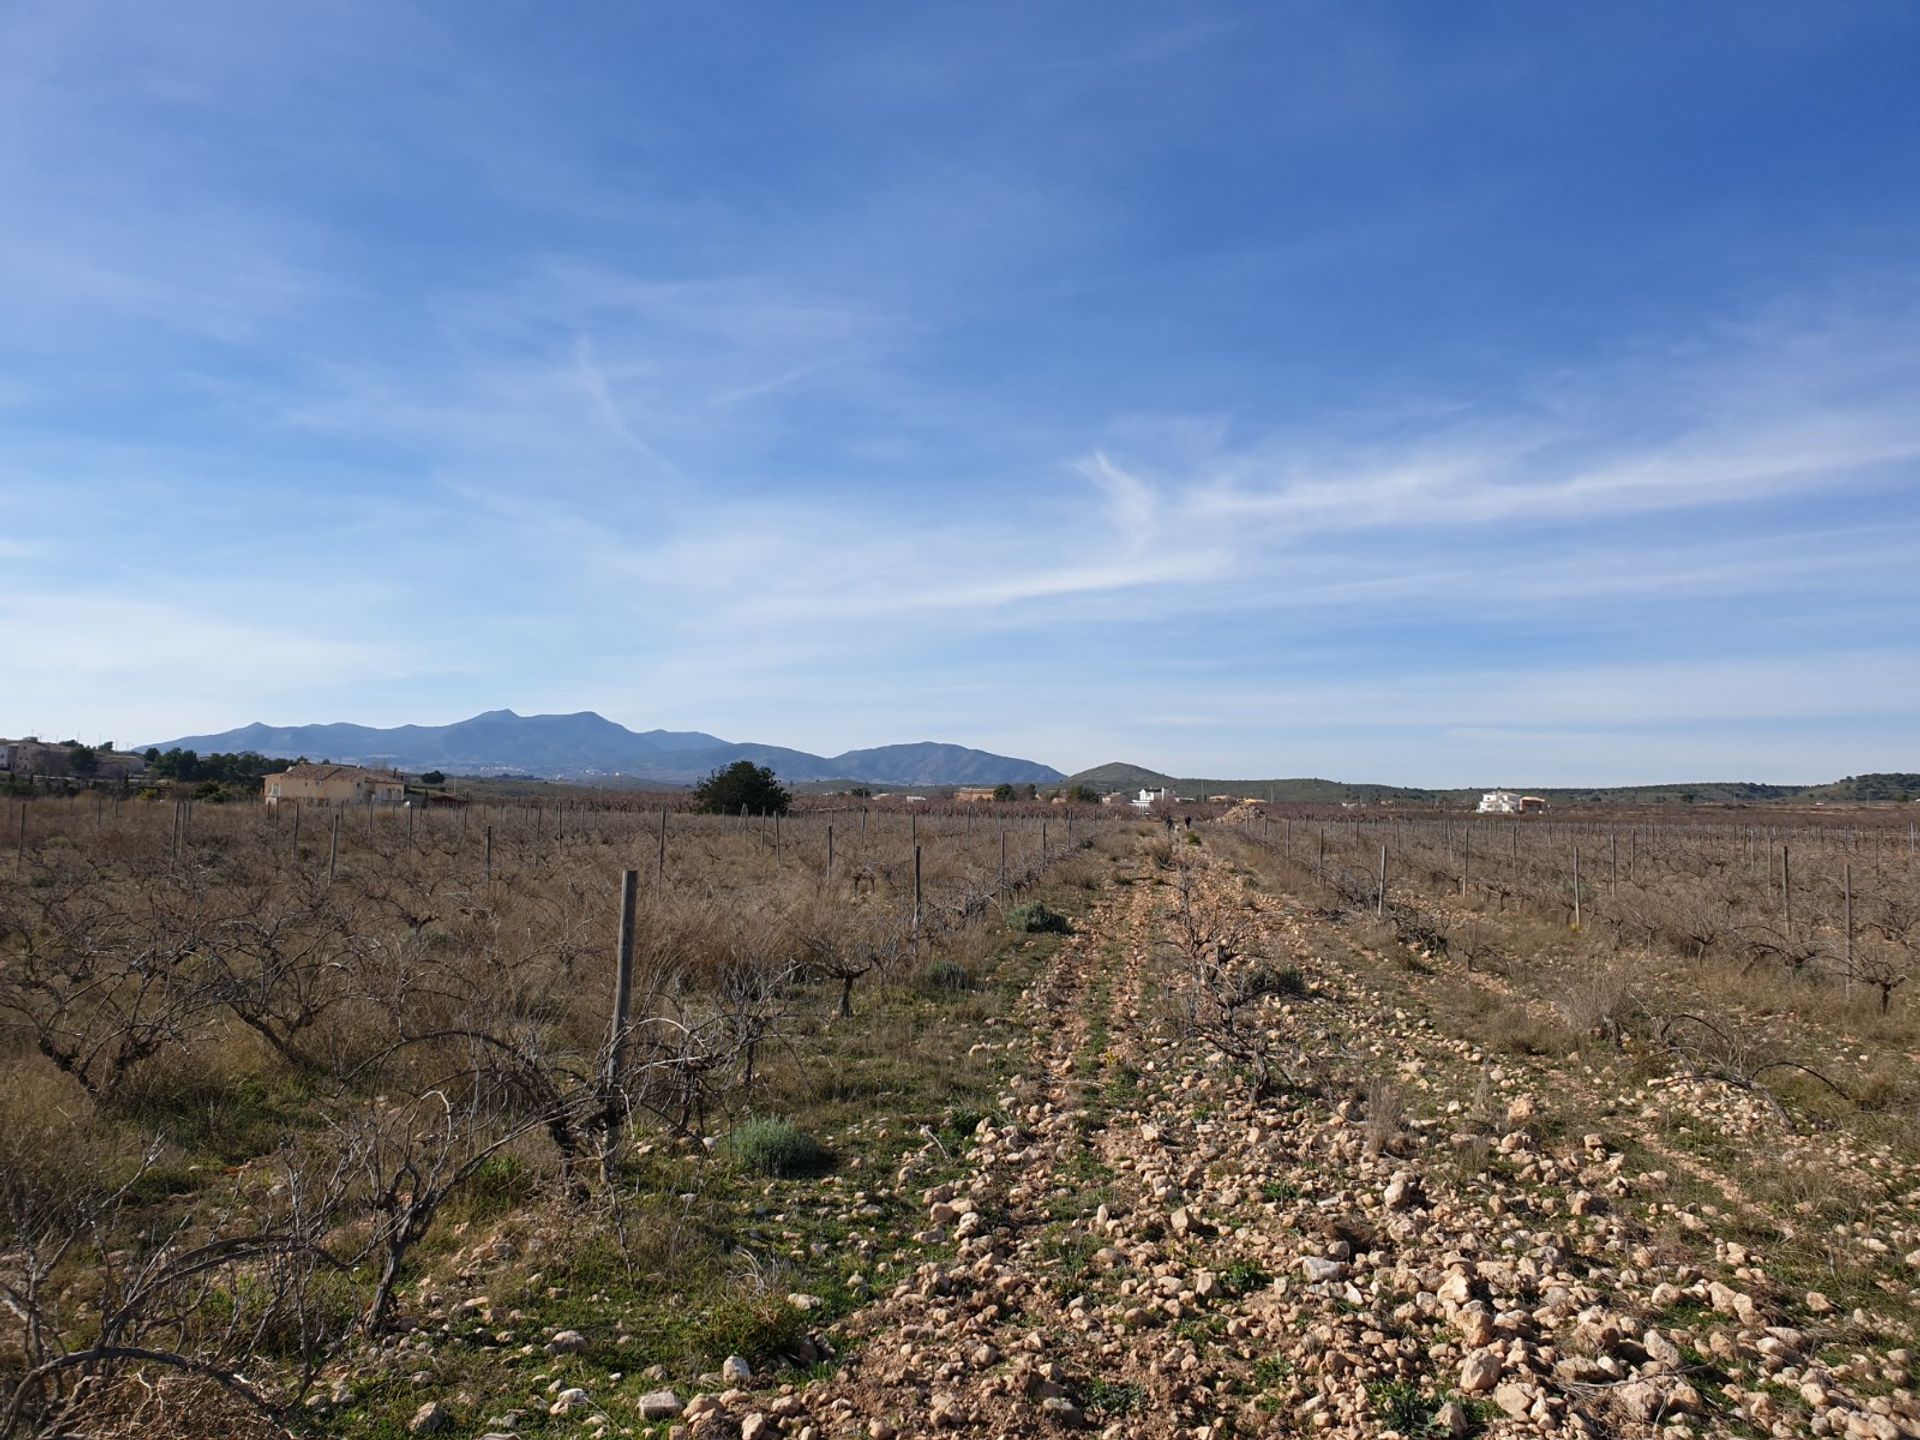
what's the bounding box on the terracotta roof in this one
[274,763,404,782]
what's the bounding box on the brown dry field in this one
[3,795,1918,1440]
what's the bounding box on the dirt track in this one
[675,836,1920,1439]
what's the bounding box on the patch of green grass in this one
[511,1231,813,1373]
[122,1157,202,1205]
[121,1070,323,1164]
[1252,1355,1294,1389]
[1171,1314,1228,1344]
[1219,1258,1272,1296]
[937,1103,995,1150]
[1043,1178,1116,1224]
[443,1152,537,1225]
[1460,1395,1503,1428]
[1037,1226,1102,1297]
[1367,1379,1437,1432]
[923,957,974,991]
[1083,1377,1145,1415]
[1658,1297,1717,1328]
[1062,1146,1114,1184]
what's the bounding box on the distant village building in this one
[953,787,998,803]
[263,762,409,807]
[1131,787,1169,810]
[1,737,144,779]
[1477,790,1547,814]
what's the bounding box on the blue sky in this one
[4,2,1918,784]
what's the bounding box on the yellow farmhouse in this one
[263,762,409,807]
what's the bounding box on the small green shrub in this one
[1007,902,1072,935]
[726,1116,830,1178]
[942,1104,992,1144]
[693,1292,807,1365]
[924,958,975,991]
[1261,964,1308,998]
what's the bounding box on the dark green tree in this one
[420,771,446,787]
[992,783,1016,802]
[692,760,791,816]
[149,747,198,780]
[66,743,100,777]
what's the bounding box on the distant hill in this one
[141,711,1064,787]
[831,742,1064,786]
[1065,764,1919,807]
[1064,764,1447,804]
[1053,761,1177,794]
[1799,773,1920,804]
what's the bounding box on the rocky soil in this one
[373,833,1920,1439]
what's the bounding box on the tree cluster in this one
[692,760,791,816]
[140,749,288,785]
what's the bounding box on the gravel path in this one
[671,839,1920,1440]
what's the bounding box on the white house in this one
[1131,786,1169,810]
[1478,790,1546,814]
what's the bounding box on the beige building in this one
[263,763,409,807]
[1,738,145,779]
[953,787,999,803]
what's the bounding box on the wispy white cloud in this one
[1076,451,1160,549]
[1376,414,1896,528]
[570,333,683,479]
[1177,380,1920,542]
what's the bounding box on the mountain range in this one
[140,711,1064,787]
